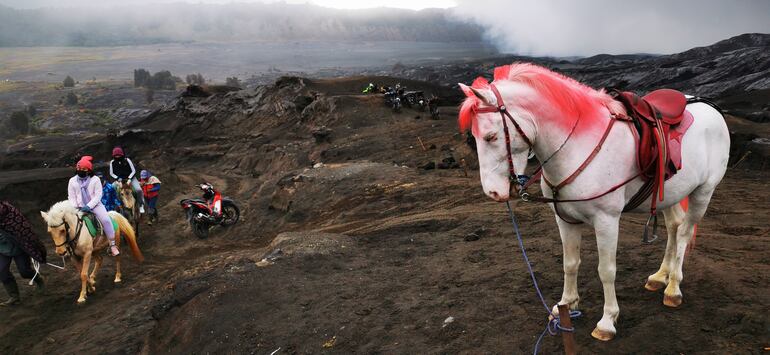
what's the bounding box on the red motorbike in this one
[180,183,240,238]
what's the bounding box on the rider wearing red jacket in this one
[200,183,222,218]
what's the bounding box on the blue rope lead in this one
[505,201,581,354]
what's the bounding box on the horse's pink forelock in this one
[458,76,491,135]
[459,97,480,135]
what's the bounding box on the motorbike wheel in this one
[191,220,209,239]
[221,201,240,227]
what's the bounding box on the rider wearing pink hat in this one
[67,156,120,256]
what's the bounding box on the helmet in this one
[199,183,215,199]
[140,170,150,180]
[112,146,125,158]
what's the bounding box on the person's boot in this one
[110,241,121,257]
[33,276,46,295]
[0,282,20,306]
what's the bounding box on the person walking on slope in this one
[139,170,161,225]
[0,201,47,306]
[69,156,120,256]
[109,146,145,214]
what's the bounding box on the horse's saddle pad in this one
[83,214,118,237]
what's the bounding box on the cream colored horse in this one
[117,180,141,235]
[41,201,144,303]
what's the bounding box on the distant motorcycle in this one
[402,90,425,110]
[180,183,240,238]
[384,91,402,113]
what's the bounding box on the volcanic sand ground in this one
[0,77,767,354]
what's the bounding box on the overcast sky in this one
[1,0,768,55]
[452,0,770,55]
[0,0,458,10]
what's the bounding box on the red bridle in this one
[474,84,535,197]
[473,83,636,224]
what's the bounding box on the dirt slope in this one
[0,75,768,354]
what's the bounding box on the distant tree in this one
[63,75,75,87]
[26,104,37,117]
[185,73,205,86]
[9,111,30,134]
[145,88,155,104]
[134,69,151,87]
[225,77,242,88]
[149,70,177,90]
[65,92,78,106]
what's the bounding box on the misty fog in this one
[451,0,770,56]
[0,3,482,47]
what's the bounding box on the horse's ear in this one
[459,83,474,97]
[469,86,495,107]
[40,211,48,222]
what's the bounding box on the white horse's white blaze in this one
[463,65,730,340]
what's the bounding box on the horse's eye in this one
[484,133,498,142]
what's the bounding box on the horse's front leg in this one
[591,214,620,341]
[78,252,91,304]
[552,218,582,316]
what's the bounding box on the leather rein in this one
[476,83,640,223]
[49,214,86,256]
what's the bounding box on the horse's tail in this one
[112,212,144,263]
[680,197,698,255]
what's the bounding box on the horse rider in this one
[69,156,120,256]
[0,201,47,306]
[96,171,121,212]
[139,170,161,225]
[109,147,145,214]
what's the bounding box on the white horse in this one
[459,63,729,341]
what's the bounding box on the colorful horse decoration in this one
[459,63,729,341]
[41,201,144,303]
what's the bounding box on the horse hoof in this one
[663,294,683,308]
[591,327,615,341]
[114,278,122,284]
[77,298,86,304]
[645,280,666,292]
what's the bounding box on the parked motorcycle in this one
[180,183,240,238]
[384,91,402,113]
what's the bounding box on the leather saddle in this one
[612,89,694,213]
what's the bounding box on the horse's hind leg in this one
[114,228,123,283]
[664,185,715,307]
[88,255,103,294]
[645,204,685,291]
[114,254,122,284]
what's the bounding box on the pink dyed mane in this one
[459,63,625,134]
